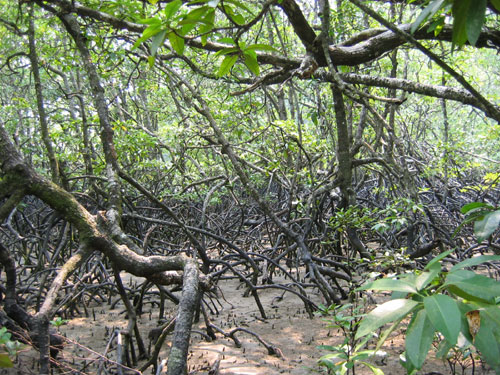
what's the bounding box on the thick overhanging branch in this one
[33,0,500,70]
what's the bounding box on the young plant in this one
[316,302,385,374]
[0,327,26,368]
[50,316,69,328]
[356,250,500,374]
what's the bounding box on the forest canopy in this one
[0,0,499,374]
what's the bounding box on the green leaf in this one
[461,201,493,214]
[405,309,435,369]
[474,313,500,373]
[0,354,13,368]
[132,24,163,50]
[223,4,245,25]
[474,210,500,242]
[411,0,445,34]
[491,0,500,11]
[164,0,183,21]
[214,47,239,57]
[359,361,384,375]
[150,29,167,56]
[424,249,453,271]
[243,52,259,76]
[244,43,278,52]
[466,0,487,45]
[482,306,500,328]
[446,270,500,302]
[200,8,215,32]
[452,0,471,47]
[147,55,155,68]
[357,277,417,294]
[217,54,238,77]
[356,299,420,340]
[450,255,500,272]
[423,294,461,344]
[137,18,162,26]
[224,0,254,15]
[179,6,209,35]
[217,37,235,44]
[415,262,440,291]
[167,31,185,55]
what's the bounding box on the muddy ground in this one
[3,271,495,375]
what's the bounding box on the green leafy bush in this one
[356,251,500,373]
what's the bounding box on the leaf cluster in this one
[356,251,500,373]
[411,0,500,48]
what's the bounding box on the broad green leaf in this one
[244,43,278,52]
[147,55,155,68]
[356,299,420,340]
[164,0,183,21]
[224,4,245,25]
[474,210,500,242]
[406,309,435,369]
[446,270,500,302]
[350,350,374,361]
[461,201,493,214]
[217,54,238,77]
[474,313,500,373]
[199,9,215,45]
[452,0,471,47]
[243,52,259,76]
[167,31,185,55]
[200,9,215,32]
[466,0,487,45]
[214,47,239,57]
[179,6,209,35]
[225,0,254,15]
[0,354,13,368]
[450,255,500,272]
[137,18,162,26]
[132,24,163,50]
[357,277,417,294]
[491,0,500,11]
[185,5,209,22]
[482,306,500,328]
[424,249,453,271]
[150,29,167,56]
[424,294,461,344]
[217,37,235,44]
[415,262,440,291]
[411,0,445,34]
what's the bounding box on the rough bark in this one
[167,261,199,375]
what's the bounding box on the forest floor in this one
[4,272,496,375]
